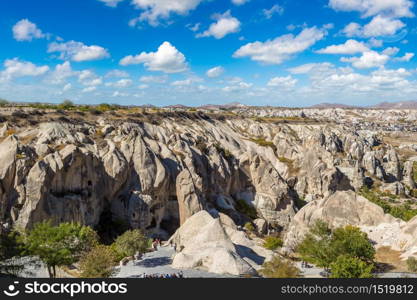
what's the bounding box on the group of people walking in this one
[139,272,184,279]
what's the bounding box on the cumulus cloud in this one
[48,61,77,84]
[0,58,49,81]
[139,75,168,83]
[267,76,297,89]
[316,39,369,54]
[394,52,414,62]
[196,11,241,39]
[12,19,45,41]
[105,78,133,88]
[82,86,97,93]
[343,16,406,38]
[105,69,130,78]
[120,41,187,73]
[129,0,203,26]
[206,66,225,78]
[48,41,110,62]
[233,27,326,64]
[232,0,250,6]
[78,70,103,86]
[328,0,414,18]
[341,50,389,68]
[263,4,284,19]
[97,0,125,7]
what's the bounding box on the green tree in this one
[330,255,374,278]
[79,245,117,278]
[112,230,149,258]
[259,256,301,278]
[0,230,24,276]
[406,257,417,272]
[58,100,75,110]
[24,221,98,278]
[0,99,9,107]
[297,220,334,269]
[297,221,375,270]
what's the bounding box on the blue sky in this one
[1,0,417,107]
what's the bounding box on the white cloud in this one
[82,86,97,93]
[186,23,201,32]
[206,66,225,78]
[171,79,193,86]
[120,41,187,73]
[138,84,149,89]
[106,78,133,88]
[78,70,103,86]
[48,41,110,62]
[316,39,369,54]
[1,58,49,80]
[139,75,168,83]
[267,76,297,89]
[232,0,250,5]
[48,61,77,84]
[130,0,203,26]
[112,91,129,97]
[382,47,399,56]
[63,83,72,91]
[97,0,124,7]
[328,0,414,18]
[343,16,405,38]
[196,11,241,39]
[105,69,130,78]
[341,50,389,68]
[12,19,45,42]
[394,52,414,62]
[233,27,326,64]
[222,79,253,92]
[263,5,284,19]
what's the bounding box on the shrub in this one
[407,257,417,272]
[235,199,258,219]
[297,221,375,269]
[112,230,149,258]
[58,100,75,110]
[259,256,300,278]
[244,222,255,232]
[79,245,117,278]
[330,255,374,278]
[250,138,277,152]
[263,236,283,250]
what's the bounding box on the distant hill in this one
[310,103,359,109]
[372,101,417,109]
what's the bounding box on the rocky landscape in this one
[1,105,417,276]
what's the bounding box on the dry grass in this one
[375,246,408,272]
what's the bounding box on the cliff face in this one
[0,108,414,242]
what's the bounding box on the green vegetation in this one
[250,138,277,152]
[23,221,98,278]
[263,236,283,250]
[259,256,301,278]
[330,255,374,278]
[112,230,150,259]
[297,221,375,277]
[406,257,417,272]
[235,199,258,219]
[359,187,417,221]
[0,230,24,276]
[0,99,9,107]
[57,100,75,111]
[278,156,300,176]
[79,245,117,278]
[244,222,255,232]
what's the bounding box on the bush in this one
[297,221,375,269]
[330,255,374,278]
[112,230,149,258]
[259,256,300,278]
[79,245,117,278]
[0,230,24,276]
[250,138,277,152]
[407,257,417,272]
[244,222,255,232]
[58,100,75,110]
[263,236,283,250]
